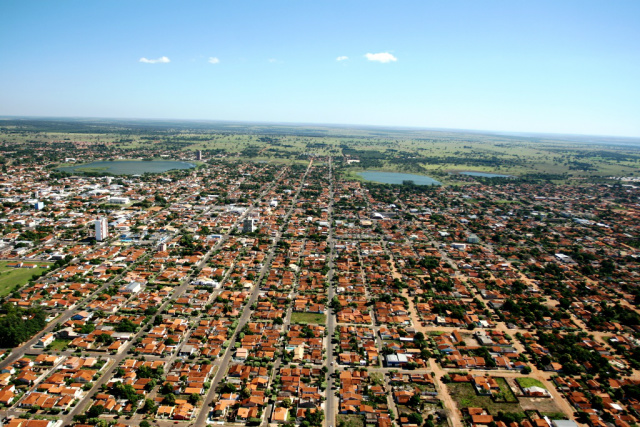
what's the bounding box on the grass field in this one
[496,377,519,403]
[449,382,524,416]
[0,261,52,298]
[516,377,546,389]
[337,414,364,427]
[49,339,71,351]
[290,312,327,324]
[3,119,639,184]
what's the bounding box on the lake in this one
[59,160,196,175]
[459,171,513,178]
[357,171,441,186]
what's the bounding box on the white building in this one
[108,197,130,204]
[95,218,108,241]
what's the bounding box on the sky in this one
[1,1,639,137]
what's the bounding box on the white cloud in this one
[365,52,397,63]
[336,56,349,61]
[139,56,170,64]
[208,57,220,64]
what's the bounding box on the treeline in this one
[0,304,47,347]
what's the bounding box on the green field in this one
[49,339,71,351]
[0,261,52,298]
[516,377,546,389]
[290,312,327,324]
[2,118,639,184]
[337,414,364,427]
[449,382,524,416]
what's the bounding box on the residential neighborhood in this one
[0,139,639,427]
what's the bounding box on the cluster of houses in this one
[1,142,640,427]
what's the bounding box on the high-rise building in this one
[95,218,108,241]
[242,218,257,233]
[197,150,202,161]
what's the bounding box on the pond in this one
[357,171,441,186]
[58,160,196,175]
[459,171,513,178]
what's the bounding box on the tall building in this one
[95,218,108,241]
[242,218,257,233]
[197,150,202,161]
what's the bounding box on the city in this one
[0,125,638,427]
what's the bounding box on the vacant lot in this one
[0,261,52,298]
[337,414,363,427]
[290,312,326,324]
[49,339,71,351]
[448,382,524,416]
[516,377,546,389]
[519,397,564,414]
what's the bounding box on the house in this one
[523,386,550,397]
[178,345,196,357]
[35,333,55,348]
[0,385,15,405]
[386,354,409,367]
[6,419,56,427]
[272,406,289,423]
[120,281,142,294]
[235,348,249,361]
[71,311,92,321]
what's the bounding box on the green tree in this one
[163,393,176,405]
[188,393,201,405]
[142,398,157,413]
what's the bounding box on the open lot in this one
[290,312,327,324]
[337,414,364,427]
[519,397,564,415]
[0,261,52,298]
[448,382,525,416]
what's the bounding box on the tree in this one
[408,393,421,408]
[240,387,251,399]
[220,382,237,393]
[160,382,174,395]
[87,404,105,418]
[115,318,137,332]
[142,398,157,413]
[163,393,176,405]
[110,382,141,405]
[305,408,324,426]
[407,413,423,425]
[96,333,114,345]
[188,393,201,405]
[0,305,47,347]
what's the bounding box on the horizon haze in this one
[1,1,639,137]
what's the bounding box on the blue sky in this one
[1,1,639,137]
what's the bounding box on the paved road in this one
[0,252,153,371]
[324,157,337,427]
[193,161,314,426]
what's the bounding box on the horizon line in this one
[1,114,639,141]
